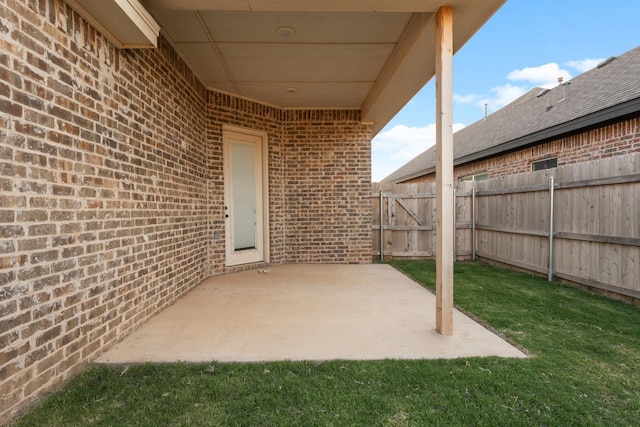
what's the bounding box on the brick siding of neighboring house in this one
[400,116,640,184]
[0,0,372,422]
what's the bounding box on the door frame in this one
[223,125,270,266]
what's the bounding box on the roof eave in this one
[391,97,640,183]
[454,97,640,166]
[362,1,506,136]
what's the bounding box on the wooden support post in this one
[435,6,454,335]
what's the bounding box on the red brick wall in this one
[207,96,373,272]
[0,0,373,422]
[402,116,640,184]
[282,111,372,264]
[0,0,211,421]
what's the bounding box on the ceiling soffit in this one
[141,0,444,13]
[139,0,506,134]
[146,9,413,110]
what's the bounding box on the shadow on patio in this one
[96,264,526,363]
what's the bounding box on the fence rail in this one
[372,152,640,299]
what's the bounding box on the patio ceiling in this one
[132,0,506,134]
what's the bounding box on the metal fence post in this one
[380,190,384,262]
[472,184,476,261]
[453,188,457,261]
[548,176,555,282]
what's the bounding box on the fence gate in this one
[372,182,473,260]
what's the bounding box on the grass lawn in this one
[12,261,640,426]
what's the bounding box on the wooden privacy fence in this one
[372,181,474,261]
[372,152,640,299]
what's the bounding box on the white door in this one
[224,129,266,266]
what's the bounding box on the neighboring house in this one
[382,45,640,184]
[0,0,505,421]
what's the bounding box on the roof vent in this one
[537,88,550,97]
[560,81,570,102]
[597,56,617,69]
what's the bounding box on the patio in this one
[1,1,516,422]
[96,264,526,363]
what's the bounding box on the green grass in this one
[13,261,640,426]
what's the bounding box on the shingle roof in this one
[382,45,640,183]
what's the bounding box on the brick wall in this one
[401,116,640,184]
[282,111,372,264]
[1,0,373,422]
[208,96,373,272]
[0,0,210,421]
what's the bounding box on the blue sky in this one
[372,0,640,181]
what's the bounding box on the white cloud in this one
[507,62,572,88]
[455,83,528,116]
[453,93,482,104]
[372,123,465,181]
[483,83,529,112]
[454,61,578,117]
[565,58,604,73]
[373,124,437,161]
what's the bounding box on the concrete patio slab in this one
[96,264,526,363]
